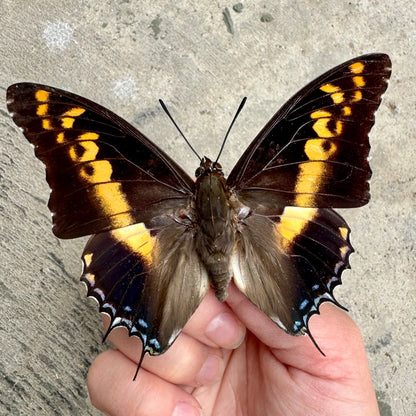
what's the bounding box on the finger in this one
[104,316,224,387]
[225,283,301,348]
[226,283,365,368]
[88,349,203,416]
[279,301,370,375]
[102,289,245,387]
[182,289,246,350]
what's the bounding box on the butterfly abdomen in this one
[195,158,236,301]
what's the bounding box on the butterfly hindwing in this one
[82,219,209,355]
[6,83,194,239]
[233,208,352,336]
[228,54,391,212]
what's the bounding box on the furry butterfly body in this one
[7,54,391,368]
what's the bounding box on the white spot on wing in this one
[103,303,116,315]
[111,317,122,327]
[93,288,105,301]
[138,319,148,329]
[149,338,160,350]
[121,318,132,327]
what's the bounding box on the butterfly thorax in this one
[194,157,236,301]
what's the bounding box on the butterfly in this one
[7,53,391,376]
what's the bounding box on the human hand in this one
[87,283,379,416]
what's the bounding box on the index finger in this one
[225,283,367,372]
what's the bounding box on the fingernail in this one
[205,312,245,349]
[173,401,202,416]
[195,355,221,385]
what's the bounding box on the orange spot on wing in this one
[35,90,50,102]
[111,223,155,264]
[63,107,86,117]
[342,106,352,116]
[349,62,364,74]
[310,110,332,119]
[277,207,318,250]
[352,90,362,102]
[353,76,365,87]
[77,132,99,141]
[36,104,48,116]
[42,119,53,130]
[320,83,340,93]
[61,117,75,128]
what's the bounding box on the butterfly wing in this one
[229,54,391,338]
[7,83,209,359]
[7,83,195,239]
[232,207,352,337]
[228,53,391,210]
[82,219,209,357]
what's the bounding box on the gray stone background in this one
[0,1,414,415]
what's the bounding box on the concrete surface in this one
[0,1,414,415]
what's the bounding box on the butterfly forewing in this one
[7,83,194,239]
[228,54,391,212]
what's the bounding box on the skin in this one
[87,283,380,416]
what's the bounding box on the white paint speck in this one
[113,76,137,99]
[43,20,75,51]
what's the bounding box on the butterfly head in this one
[195,157,223,178]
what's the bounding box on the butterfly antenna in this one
[215,97,247,164]
[133,347,147,381]
[159,99,201,161]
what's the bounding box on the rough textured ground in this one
[0,1,414,415]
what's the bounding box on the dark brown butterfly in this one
[7,53,391,376]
